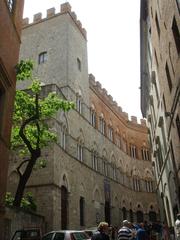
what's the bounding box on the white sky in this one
[23,0,143,120]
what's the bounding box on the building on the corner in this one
[140,0,180,226]
[0,0,24,237]
[8,2,158,230]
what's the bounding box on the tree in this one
[11,60,74,207]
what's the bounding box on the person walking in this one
[136,223,148,240]
[91,222,110,240]
[118,220,132,240]
[175,213,180,240]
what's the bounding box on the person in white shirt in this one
[175,213,180,240]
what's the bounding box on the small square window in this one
[38,52,47,64]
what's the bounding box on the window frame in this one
[38,51,47,64]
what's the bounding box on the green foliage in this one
[5,192,14,206]
[11,60,74,157]
[16,60,34,81]
[5,192,37,212]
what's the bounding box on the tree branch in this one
[19,93,40,154]
[35,93,40,149]
[16,159,30,178]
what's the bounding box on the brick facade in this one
[0,0,24,237]
[140,0,180,226]
[8,2,158,231]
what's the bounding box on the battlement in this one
[89,74,146,127]
[22,2,87,39]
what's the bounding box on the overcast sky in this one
[23,0,142,120]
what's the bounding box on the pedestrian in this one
[118,220,132,240]
[136,223,148,240]
[91,222,110,240]
[175,213,180,240]
[162,222,170,240]
[129,222,137,240]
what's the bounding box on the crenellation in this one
[140,119,146,126]
[60,2,71,14]
[108,94,113,102]
[47,8,55,18]
[22,18,29,27]
[88,74,145,125]
[70,11,77,21]
[131,116,137,124]
[102,88,107,95]
[23,2,87,40]
[76,20,82,28]
[89,73,96,84]
[96,81,102,89]
[33,13,42,23]
[118,106,122,113]
[123,112,129,121]
[81,28,87,39]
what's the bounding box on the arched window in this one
[130,144,138,159]
[108,125,114,141]
[90,106,96,127]
[76,94,82,114]
[77,139,84,162]
[38,51,47,64]
[99,114,106,135]
[149,211,157,222]
[141,147,150,160]
[92,150,98,171]
[103,160,108,177]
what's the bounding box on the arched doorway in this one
[149,211,157,222]
[61,186,68,229]
[136,210,144,223]
[122,207,127,220]
[105,201,111,224]
[129,209,133,223]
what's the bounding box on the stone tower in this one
[20,2,89,113]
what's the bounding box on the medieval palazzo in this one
[8,2,158,231]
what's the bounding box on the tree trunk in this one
[13,149,40,207]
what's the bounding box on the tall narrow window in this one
[90,109,96,127]
[130,144,138,159]
[38,52,47,64]
[154,49,159,69]
[61,126,66,150]
[103,160,108,177]
[108,126,113,141]
[7,0,15,12]
[165,63,172,92]
[172,17,180,54]
[0,84,5,133]
[99,116,106,135]
[176,115,180,140]
[80,197,85,226]
[92,151,98,171]
[77,58,81,71]
[141,148,150,161]
[77,143,83,161]
[156,137,163,172]
[155,13,160,38]
[76,95,82,114]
